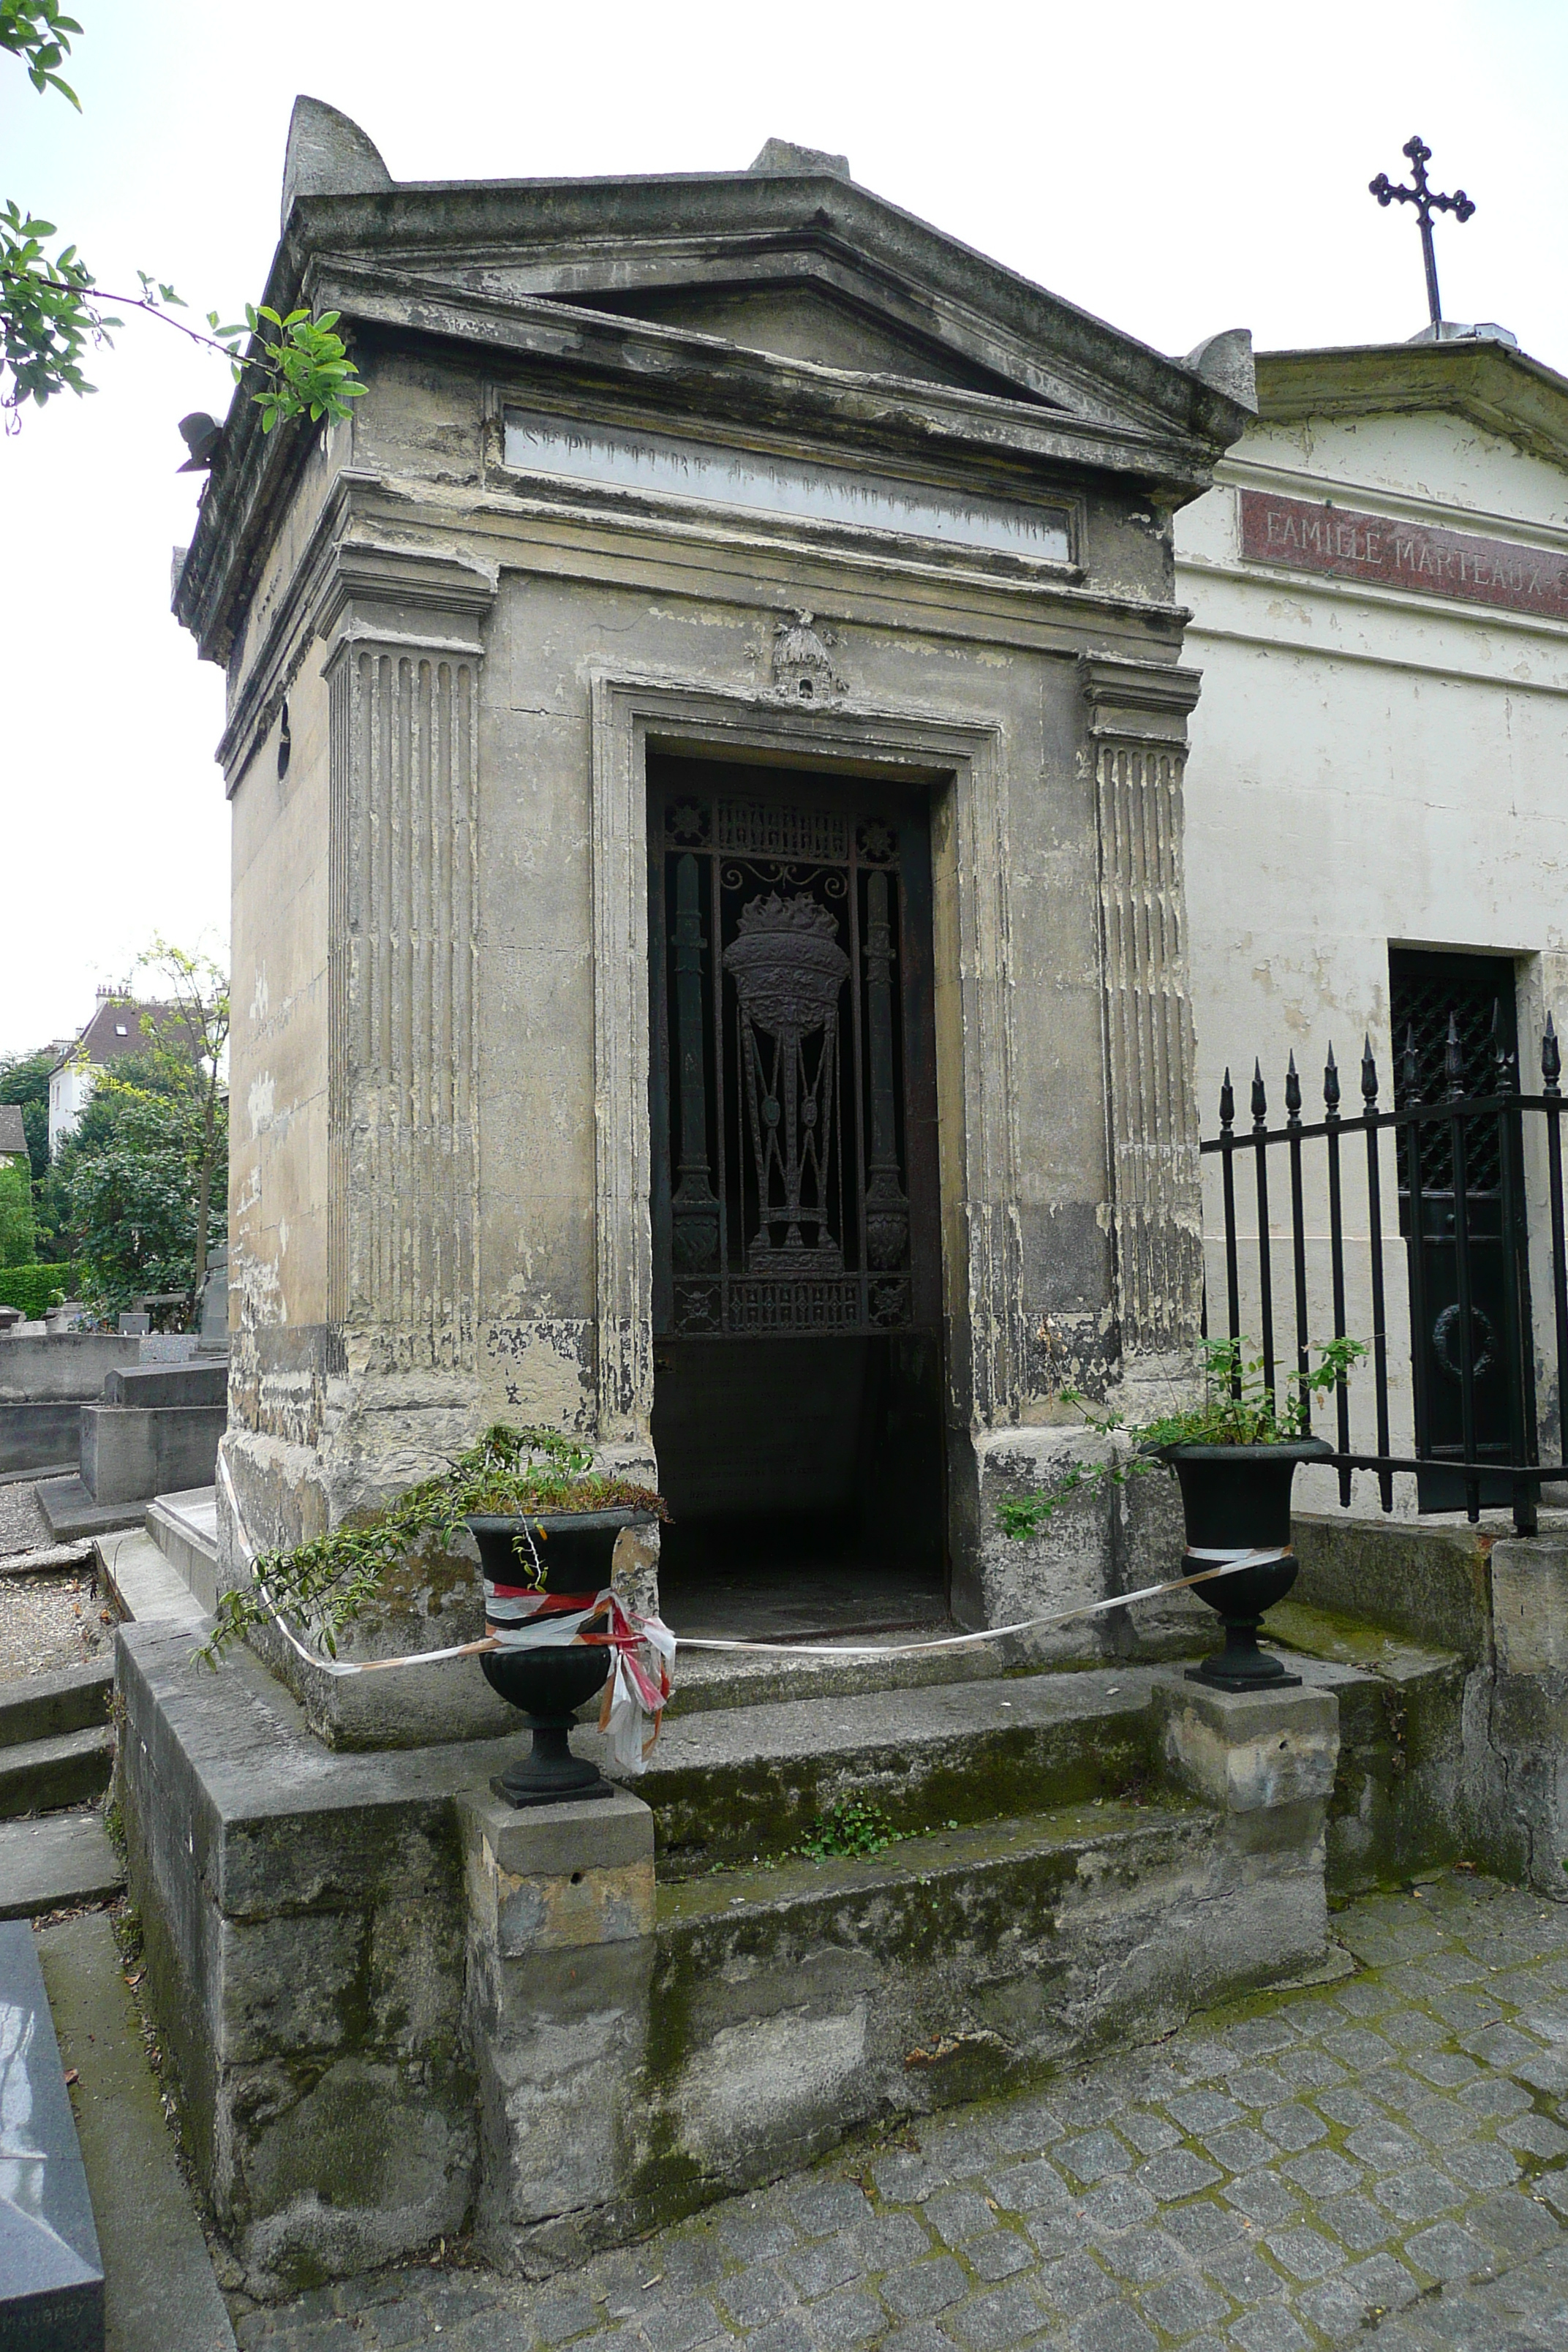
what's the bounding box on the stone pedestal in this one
[462,1790,655,2269]
[1485,1537,1568,1895]
[1155,1673,1339,1979]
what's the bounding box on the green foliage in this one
[48,947,232,1327]
[798,1799,902,1860]
[0,1159,35,1264]
[0,1261,76,1316]
[998,1335,1368,1543]
[205,304,366,434]
[0,2,80,104]
[1,14,361,426]
[0,1047,53,1186]
[199,1424,668,1667]
[61,1088,204,1317]
[0,199,101,407]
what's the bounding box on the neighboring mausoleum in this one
[1176,330,1568,1510]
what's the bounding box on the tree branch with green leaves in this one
[1,4,363,430]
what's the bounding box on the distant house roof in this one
[0,1104,26,1159]
[54,997,190,1074]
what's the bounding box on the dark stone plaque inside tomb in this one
[0,1920,104,2351]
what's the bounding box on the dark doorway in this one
[647,755,946,1636]
[1389,946,1534,1509]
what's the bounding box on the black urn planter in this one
[467,1509,655,1809]
[1156,1439,1333,1692]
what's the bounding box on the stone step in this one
[0,1659,112,1751]
[97,1527,210,1629]
[37,1474,146,1541]
[583,1665,1161,1875]
[0,1808,124,1918]
[1268,1596,1468,1896]
[662,1627,1035,1719]
[653,1799,1211,2048]
[145,1485,219,1612]
[0,1724,114,1820]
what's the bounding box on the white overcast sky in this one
[2,0,1565,1060]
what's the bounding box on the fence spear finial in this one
[1403,1024,1422,1103]
[1545,1014,1561,1095]
[1324,1041,1341,1121]
[1219,1068,1235,1130]
[1251,1058,1268,1129]
[1362,1033,1379,1108]
[1491,998,1518,1091]
[1286,1050,1303,1126]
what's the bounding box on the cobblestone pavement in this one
[233,1873,1568,2352]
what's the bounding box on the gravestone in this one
[0,1920,104,2351]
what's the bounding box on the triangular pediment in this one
[555,281,1024,399]
[268,140,1252,466]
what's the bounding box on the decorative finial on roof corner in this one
[747,137,851,181]
[1183,328,1256,413]
[282,96,393,233]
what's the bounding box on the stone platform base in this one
[117,1623,1339,2296]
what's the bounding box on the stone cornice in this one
[313,259,1218,489]
[1256,341,1568,475]
[177,163,1251,668]
[1079,655,1202,745]
[263,170,1245,445]
[312,539,499,641]
[213,488,497,790]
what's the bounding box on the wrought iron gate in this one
[648,761,940,1340]
[1389,951,1533,1509]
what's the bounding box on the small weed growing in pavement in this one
[702,1804,964,1876]
[799,1798,902,1859]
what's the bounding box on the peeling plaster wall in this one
[1177,407,1568,1516]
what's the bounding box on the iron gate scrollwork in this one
[649,764,938,1339]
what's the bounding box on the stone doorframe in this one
[587,674,1020,1455]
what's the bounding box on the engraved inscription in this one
[1240,487,1568,621]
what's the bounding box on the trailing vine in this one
[998,1335,1367,1542]
[200,1423,666,1668]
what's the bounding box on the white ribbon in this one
[211,1452,1289,1771]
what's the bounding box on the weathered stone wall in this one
[211,324,1215,1710]
[117,1624,1337,2293]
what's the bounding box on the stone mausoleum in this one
[127,100,1474,2293]
[175,99,1254,1729]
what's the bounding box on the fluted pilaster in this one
[320,543,496,1369]
[1082,656,1205,1360]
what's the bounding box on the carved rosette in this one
[1081,655,1205,1362]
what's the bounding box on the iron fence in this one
[1202,1014,1568,1534]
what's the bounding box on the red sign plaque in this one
[1239,487,1568,623]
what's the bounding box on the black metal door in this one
[1390,948,1533,1508]
[649,759,940,1341]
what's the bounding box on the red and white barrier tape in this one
[214,1453,1284,1771]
